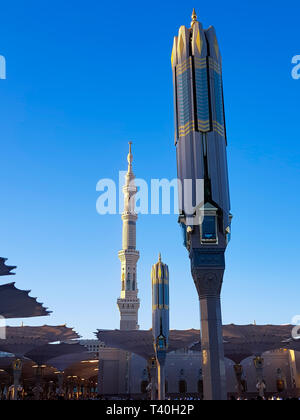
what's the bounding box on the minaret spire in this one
[117,142,140,330]
[127,141,133,174]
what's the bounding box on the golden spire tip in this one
[191,8,197,27]
[158,253,161,263]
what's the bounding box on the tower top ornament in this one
[127,141,133,171]
[191,8,197,27]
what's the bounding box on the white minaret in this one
[117,142,140,330]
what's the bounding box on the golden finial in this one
[158,253,162,263]
[191,8,197,27]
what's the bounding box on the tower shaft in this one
[172,11,232,400]
[117,143,140,330]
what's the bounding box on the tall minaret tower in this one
[117,142,140,330]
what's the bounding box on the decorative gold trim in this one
[212,121,225,137]
[194,57,206,69]
[176,59,192,76]
[198,120,210,132]
[178,121,195,137]
[152,305,169,310]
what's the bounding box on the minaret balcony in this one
[122,212,138,221]
[118,249,139,257]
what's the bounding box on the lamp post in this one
[11,359,22,400]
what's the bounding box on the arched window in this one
[126,272,131,290]
[132,280,136,291]
[179,380,187,394]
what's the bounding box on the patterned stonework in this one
[191,268,224,298]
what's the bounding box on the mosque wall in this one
[241,350,293,393]
[100,348,300,397]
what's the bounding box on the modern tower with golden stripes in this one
[172,10,232,400]
[117,143,140,331]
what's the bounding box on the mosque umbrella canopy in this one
[96,329,200,360]
[24,342,87,367]
[190,340,253,364]
[222,324,294,355]
[0,356,56,380]
[22,364,57,384]
[0,283,51,319]
[0,325,80,357]
[0,356,16,373]
[0,258,16,277]
[63,357,100,380]
[223,343,253,364]
[190,324,295,362]
[48,351,99,373]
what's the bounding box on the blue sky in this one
[0,0,299,338]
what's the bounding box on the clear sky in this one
[0,0,299,338]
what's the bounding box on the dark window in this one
[201,215,217,242]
